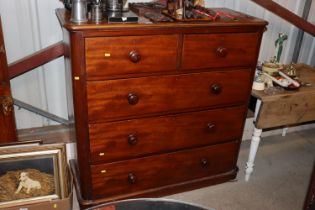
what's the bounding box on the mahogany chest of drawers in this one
[57,8,267,206]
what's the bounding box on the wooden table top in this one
[252,64,315,102]
[253,64,315,129]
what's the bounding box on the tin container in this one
[70,0,88,23]
[106,0,123,12]
[91,3,104,22]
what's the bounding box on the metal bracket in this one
[13,98,72,125]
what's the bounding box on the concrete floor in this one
[74,128,315,210]
[167,128,315,210]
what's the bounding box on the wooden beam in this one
[251,0,315,37]
[0,16,17,143]
[8,41,65,79]
[18,124,74,144]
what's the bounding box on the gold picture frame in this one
[0,143,68,208]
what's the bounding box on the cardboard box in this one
[3,192,73,210]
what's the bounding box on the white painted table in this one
[245,64,315,181]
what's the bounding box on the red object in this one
[194,8,238,21]
[194,9,215,20]
[214,10,237,20]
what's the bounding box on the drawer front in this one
[85,35,179,79]
[182,33,259,70]
[91,142,237,198]
[87,69,252,122]
[89,106,245,163]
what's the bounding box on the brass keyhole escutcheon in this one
[1,96,14,116]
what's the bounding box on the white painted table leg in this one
[245,98,262,181]
[282,127,288,137]
[245,127,262,181]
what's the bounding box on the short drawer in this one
[87,69,252,122]
[89,106,245,163]
[91,141,237,199]
[182,33,259,70]
[85,35,179,79]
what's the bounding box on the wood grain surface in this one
[85,35,179,79]
[0,17,17,143]
[182,33,260,70]
[91,141,237,199]
[87,69,252,122]
[89,106,246,163]
[253,64,315,129]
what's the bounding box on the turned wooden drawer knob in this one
[207,123,215,132]
[129,50,141,63]
[128,173,137,184]
[216,46,228,57]
[128,134,138,145]
[127,93,139,105]
[211,84,222,94]
[200,158,209,168]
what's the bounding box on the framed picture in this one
[0,143,68,208]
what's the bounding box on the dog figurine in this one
[15,172,41,194]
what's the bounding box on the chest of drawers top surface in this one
[56,8,267,32]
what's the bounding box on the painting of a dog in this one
[15,172,41,194]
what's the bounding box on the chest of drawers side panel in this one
[67,31,93,199]
[231,27,266,170]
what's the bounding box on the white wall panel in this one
[0,0,66,129]
[299,1,315,66]
[0,0,314,129]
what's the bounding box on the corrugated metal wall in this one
[0,0,314,129]
[0,0,66,128]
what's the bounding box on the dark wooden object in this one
[91,141,237,199]
[304,161,315,210]
[57,8,267,207]
[86,70,252,122]
[89,107,245,163]
[251,0,315,37]
[85,35,178,79]
[8,41,64,79]
[0,17,17,143]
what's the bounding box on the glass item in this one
[264,86,284,95]
[252,72,265,91]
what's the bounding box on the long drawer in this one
[87,69,252,122]
[89,106,245,163]
[91,141,237,199]
[85,35,179,79]
[182,33,259,70]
